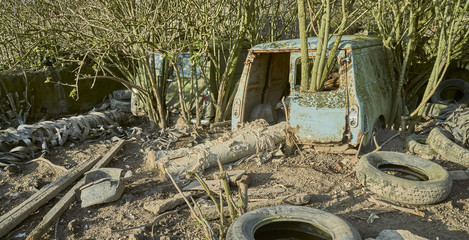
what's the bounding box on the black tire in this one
[427,127,469,168]
[110,99,131,112]
[112,89,132,100]
[431,79,469,104]
[362,118,384,153]
[226,205,361,240]
[406,134,438,157]
[444,68,469,83]
[356,151,451,205]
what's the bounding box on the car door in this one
[288,51,349,143]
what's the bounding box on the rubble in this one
[0,110,128,164]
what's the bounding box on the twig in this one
[368,197,425,217]
[373,135,379,149]
[281,97,290,126]
[53,218,59,239]
[282,97,304,158]
[355,134,365,161]
[164,168,213,239]
[190,171,225,229]
[191,196,218,240]
[114,207,185,233]
[164,168,201,222]
[217,159,237,220]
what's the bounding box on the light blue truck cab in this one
[231,36,395,147]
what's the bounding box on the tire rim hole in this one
[254,221,332,240]
[378,164,429,181]
[440,87,464,102]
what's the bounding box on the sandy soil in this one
[1,126,469,240]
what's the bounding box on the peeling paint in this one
[232,36,394,147]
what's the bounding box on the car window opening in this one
[295,57,341,92]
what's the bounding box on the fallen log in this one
[0,155,104,237]
[145,121,286,177]
[26,139,125,240]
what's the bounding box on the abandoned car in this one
[232,36,395,147]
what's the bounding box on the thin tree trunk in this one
[171,60,189,124]
[297,0,310,91]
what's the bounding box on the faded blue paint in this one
[251,36,382,52]
[288,52,348,143]
[233,35,395,148]
[290,106,347,143]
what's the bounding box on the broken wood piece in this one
[145,121,286,177]
[368,197,425,217]
[200,193,313,220]
[237,175,249,213]
[449,170,469,181]
[143,192,194,215]
[0,155,102,237]
[214,170,246,184]
[26,140,125,240]
[210,120,231,129]
[183,180,221,192]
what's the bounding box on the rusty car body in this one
[231,36,395,147]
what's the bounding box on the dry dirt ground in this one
[1,125,469,240]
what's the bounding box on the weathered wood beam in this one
[25,139,125,240]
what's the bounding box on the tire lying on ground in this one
[427,127,469,168]
[407,134,438,157]
[356,151,451,205]
[227,205,361,240]
[431,79,469,104]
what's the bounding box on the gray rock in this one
[449,170,469,181]
[365,229,429,240]
[143,192,192,214]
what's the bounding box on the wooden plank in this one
[0,157,98,237]
[25,139,125,240]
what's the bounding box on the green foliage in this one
[69,88,77,99]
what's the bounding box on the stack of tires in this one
[110,89,132,113]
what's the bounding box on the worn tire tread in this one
[227,205,361,240]
[356,151,451,205]
[427,127,469,167]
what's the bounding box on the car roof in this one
[251,35,382,51]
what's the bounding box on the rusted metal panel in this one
[290,107,347,143]
[251,36,382,52]
[350,46,393,145]
[233,36,395,148]
[288,51,348,143]
[232,52,256,128]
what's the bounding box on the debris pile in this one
[442,107,469,148]
[408,106,469,167]
[0,110,128,164]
